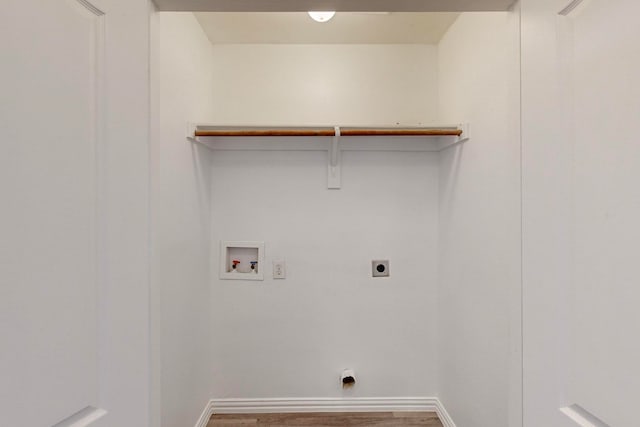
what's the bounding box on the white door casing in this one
[0,1,151,426]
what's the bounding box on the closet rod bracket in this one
[328,126,341,189]
[186,122,200,144]
[459,123,470,142]
[438,123,470,151]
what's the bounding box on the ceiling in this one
[194,12,461,45]
[155,0,515,12]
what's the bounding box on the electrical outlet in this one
[372,260,389,277]
[273,260,286,279]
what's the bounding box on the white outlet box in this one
[220,241,265,281]
[372,260,390,277]
[273,260,286,279]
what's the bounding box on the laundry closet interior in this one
[6,0,640,426]
[152,2,521,426]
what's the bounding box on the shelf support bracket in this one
[458,123,470,143]
[186,122,199,144]
[437,123,470,151]
[328,126,341,189]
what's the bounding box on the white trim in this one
[434,398,457,427]
[194,397,456,426]
[156,0,515,13]
[558,0,586,16]
[75,0,105,16]
[52,406,107,427]
[212,397,436,414]
[560,405,610,427]
[194,401,215,427]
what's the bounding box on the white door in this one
[523,0,640,426]
[0,1,151,426]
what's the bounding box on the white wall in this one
[437,12,521,427]
[522,0,640,425]
[203,14,525,417]
[209,148,440,398]
[205,41,441,400]
[210,44,438,126]
[152,12,215,427]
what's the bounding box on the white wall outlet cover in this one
[273,260,286,279]
[372,260,389,277]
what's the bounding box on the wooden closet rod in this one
[194,128,463,137]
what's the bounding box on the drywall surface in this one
[437,12,521,427]
[209,149,439,398]
[152,12,215,427]
[194,12,460,45]
[522,0,640,425]
[210,44,438,126]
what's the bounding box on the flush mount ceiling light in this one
[308,11,336,22]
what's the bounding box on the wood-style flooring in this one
[207,412,444,426]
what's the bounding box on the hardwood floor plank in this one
[392,412,440,418]
[209,412,443,426]
[208,420,257,426]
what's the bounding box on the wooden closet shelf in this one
[189,124,470,190]
[194,127,464,138]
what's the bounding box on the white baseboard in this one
[193,400,215,427]
[434,399,457,427]
[195,397,456,427]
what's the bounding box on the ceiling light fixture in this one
[308,11,336,23]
